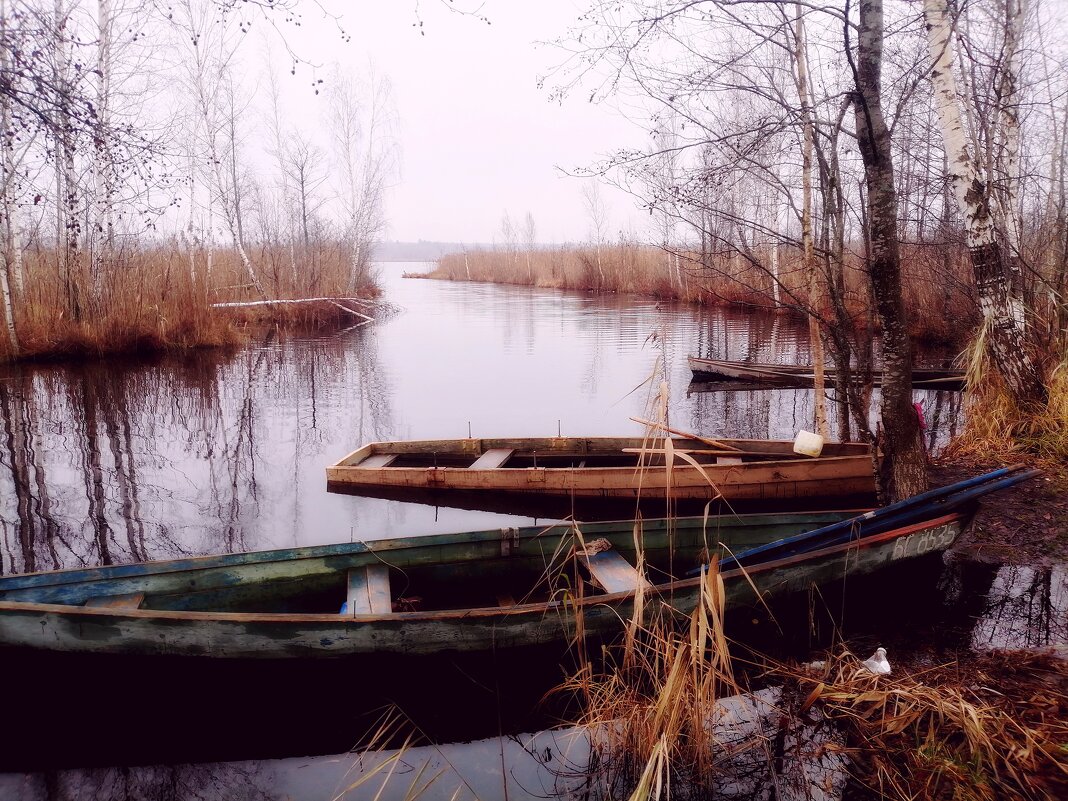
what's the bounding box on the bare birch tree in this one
[923,0,1047,406]
[328,68,396,294]
[582,180,609,287]
[791,3,828,438]
[177,0,268,299]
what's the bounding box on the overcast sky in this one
[274,1,648,244]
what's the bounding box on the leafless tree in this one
[923,0,1047,406]
[555,0,939,497]
[582,180,609,287]
[523,210,537,282]
[328,66,396,294]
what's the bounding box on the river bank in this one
[0,245,382,364]
[422,243,977,344]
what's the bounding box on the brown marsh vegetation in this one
[0,244,381,363]
[555,558,1068,801]
[427,242,975,344]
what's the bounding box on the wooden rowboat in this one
[0,467,1038,661]
[325,436,878,507]
[687,356,965,390]
[0,467,1036,769]
[0,511,859,659]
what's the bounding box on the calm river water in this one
[2,265,1064,799]
[0,262,964,573]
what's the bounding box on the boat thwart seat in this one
[470,449,514,469]
[84,592,145,609]
[580,547,651,594]
[345,565,392,615]
[359,453,397,468]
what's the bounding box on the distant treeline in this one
[374,241,491,262]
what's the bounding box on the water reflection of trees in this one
[686,307,963,446]
[0,326,391,575]
[971,565,1068,650]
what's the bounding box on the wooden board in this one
[581,550,650,594]
[346,565,392,614]
[359,453,397,468]
[84,592,144,609]
[470,449,514,469]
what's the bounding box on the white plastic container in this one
[792,429,825,457]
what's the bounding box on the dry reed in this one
[942,327,1068,469]
[1,242,380,363]
[775,647,1068,800]
[427,241,975,344]
[551,559,742,800]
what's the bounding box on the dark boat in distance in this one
[325,435,878,508]
[687,356,966,390]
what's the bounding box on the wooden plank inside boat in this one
[581,550,650,594]
[470,448,514,469]
[346,565,392,614]
[360,453,397,468]
[84,592,145,609]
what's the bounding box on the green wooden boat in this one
[0,468,1037,771]
[0,507,968,660]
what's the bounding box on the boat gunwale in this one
[0,512,963,624]
[686,356,965,385]
[329,436,873,469]
[0,511,865,589]
[326,452,875,476]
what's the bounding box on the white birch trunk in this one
[91,0,115,296]
[266,65,298,289]
[205,188,214,284]
[764,184,782,309]
[793,4,828,437]
[995,0,1026,329]
[53,0,70,311]
[0,241,17,354]
[186,150,197,285]
[923,0,1046,404]
[0,0,23,303]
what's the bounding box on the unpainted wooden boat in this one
[0,467,1036,661]
[687,356,965,390]
[324,436,878,505]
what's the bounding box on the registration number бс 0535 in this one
[890,523,957,560]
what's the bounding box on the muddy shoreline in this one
[932,459,1068,566]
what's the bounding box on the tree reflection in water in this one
[0,272,963,578]
[0,324,391,574]
[9,763,275,801]
[972,565,1068,650]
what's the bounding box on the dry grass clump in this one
[942,328,1068,470]
[1,242,380,363]
[778,648,1068,800]
[552,563,742,799]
